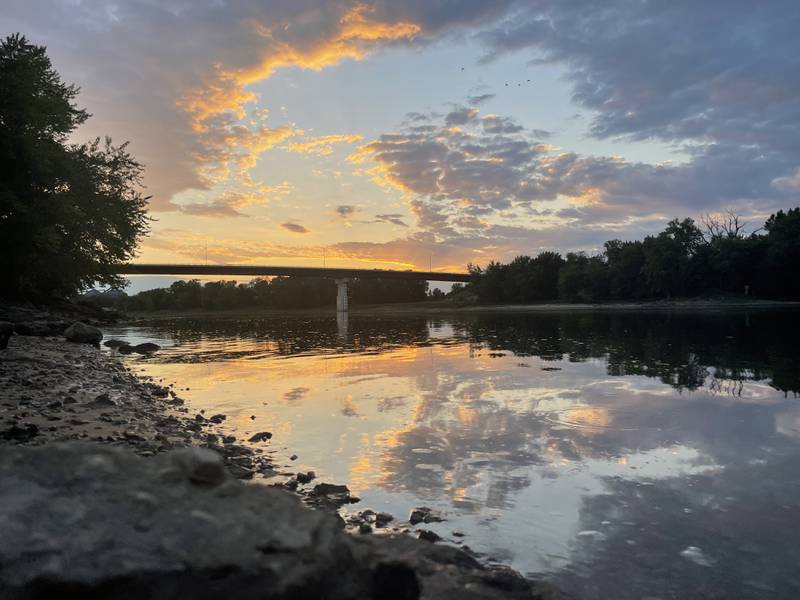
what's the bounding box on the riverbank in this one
[0,320,563,598]
[116,296,800,322]
[0,335,276,479]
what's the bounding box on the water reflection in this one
[108,310,800,599]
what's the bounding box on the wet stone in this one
[296,471,316,484]
[64,322,103,344]
[248,431,272,443]
[170,447,227,486]
[418,530,442,543]
[409,507,444,525]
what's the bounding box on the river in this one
[106,308,800,599]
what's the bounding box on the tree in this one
[762,208,800,297]
[604,240,645,299]
[0,34,149,299]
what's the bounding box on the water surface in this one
[107,309,800,599]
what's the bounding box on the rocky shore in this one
[0,308,563,599]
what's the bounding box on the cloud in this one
[5,1,517,211]
[351,67,800,253]
[482,1,800,149]
[284,134,364,157]
[373,214,409,227]
[467,93,495,106]
[175,182,292,218]
[336,205,358,218]
[281,222,310,234]
[444,107,480,126]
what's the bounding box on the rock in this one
[13,321,55,336]
[117,344,135,354]
[0,443,563,600]
[248,431,272,442]
[1,424,39,441]
[375,512,394,528]
[209,414,226,424]
[170,447,227,486]
[132,342,160,354]
[90,393,117,407]
[103,339,129,348]
[0,321,13,349]
[296,471,316,484]
[64,321,103,344]
[409,506,444,525]
[418,530,442,543]
[313,483,350,496]
[359,522,373,534]
[221,435,236,444]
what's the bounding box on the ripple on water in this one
[542,406,643,432]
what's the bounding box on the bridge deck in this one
[116,264,472,282]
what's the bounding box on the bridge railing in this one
[115,264,472,282]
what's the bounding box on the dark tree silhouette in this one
[456,208,800,304]
[0,34,149,299]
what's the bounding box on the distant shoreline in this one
[121,297,800,321]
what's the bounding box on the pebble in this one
[409,507,444,525]
[170,447,227,486]
[418,530,441,543]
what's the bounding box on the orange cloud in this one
[285,134,364,156]
[170,4,421,212]
[179,4,420,132]
[176,182,293,218]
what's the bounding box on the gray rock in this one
[296,471,316,484]
[169,446,227,486]
[409,506,444,525]
[418,529,442,543]
[313,482,350,496]
[132,342,160,354]
[1,424,39,441]
[0,444,563,600]
[103,339,129,348]
[248,431,272,442]
[90,393,117,407]
[0,321,12,350]
[64,322,103,344]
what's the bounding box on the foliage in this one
[465,209,800,303]
[0,34,149,299]
[112,276,428,311]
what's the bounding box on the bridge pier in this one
[335,278,349,313]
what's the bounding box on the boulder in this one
[132,342,160,354]
[103,339,129,348]
[64,321,103,344]
[0,444,563,600]
[0,321,12,350]
[248,431,272,442]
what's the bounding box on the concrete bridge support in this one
[335,278,349,313]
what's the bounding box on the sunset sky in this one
[5,1,799,280]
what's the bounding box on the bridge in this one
[116,264,471,312]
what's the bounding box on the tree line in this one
[99,277,430,311]
[461,210,800,303]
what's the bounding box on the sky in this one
[5,0,800,280]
